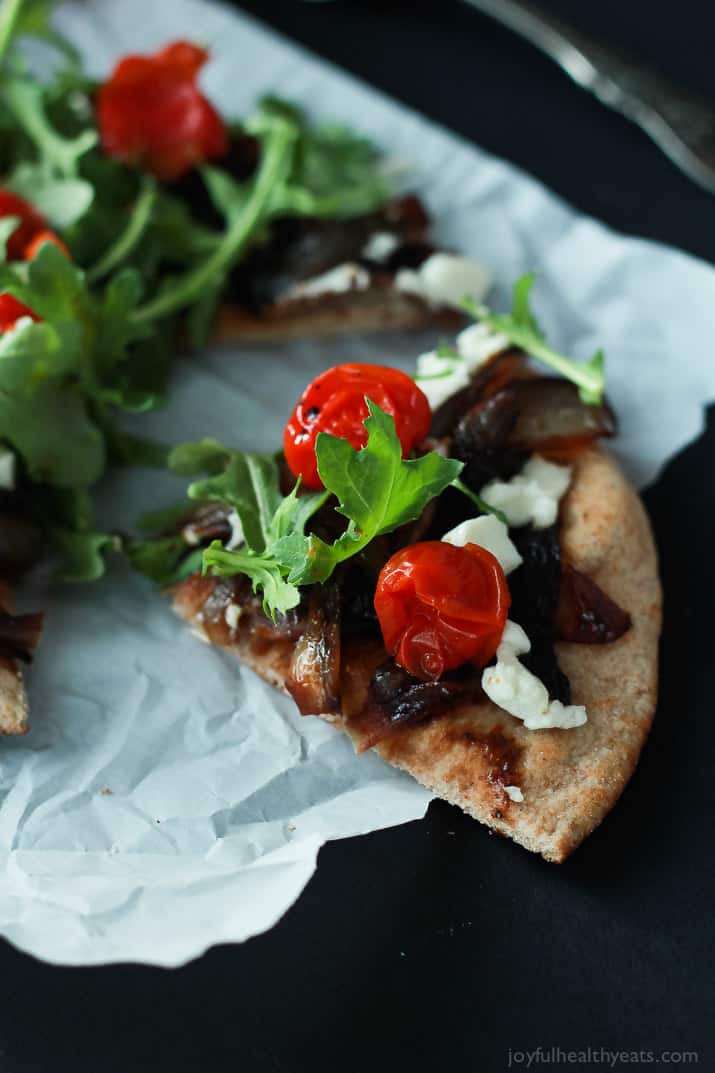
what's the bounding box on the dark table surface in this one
[1,3,713,1072]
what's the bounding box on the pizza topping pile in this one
[134,276,631,738]
[0,10,405,590]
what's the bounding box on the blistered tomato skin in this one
[374,541,511,681]
[0,191,48,260]
[283,363,432,490]
[0,295,41,333]
[22,229,69,262]
[96,41,229,182]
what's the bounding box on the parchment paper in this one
[2,0,713,967]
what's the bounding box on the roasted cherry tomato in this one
[374,541,510,681]
[0,295,41,333]
[96,41,229,182]
[283,363,432,490]
[0,191,47,260]
[22,229,69,262]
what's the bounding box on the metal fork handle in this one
[464,0,715,194]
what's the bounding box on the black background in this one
[1,3,713,1071]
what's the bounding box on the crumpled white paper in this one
[2,0,713,967]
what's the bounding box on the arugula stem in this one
[0,0,23,64]
[132,123,296,325]
[453,478,507,525]
[87,180,157,283]
[5,79,97,177]
[487,319,603,400]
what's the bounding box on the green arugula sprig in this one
[0,242,168,579]
[129,99,393,334]
[462,273,606,405]
[131,405,463,618]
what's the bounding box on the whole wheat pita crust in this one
[172,447,661,862]
[0,581,29,736]
[212,286,461,345]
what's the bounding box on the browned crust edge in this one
[172,447,661,862]
[211,287,462,345]
[0,581,29,736]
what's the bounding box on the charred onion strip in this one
[287,585,342,715]
[557,565,631,644]
[349,659,484,751]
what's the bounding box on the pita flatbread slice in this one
[172,447,661,862]
[212,285,461,345]
[0,581,29,736]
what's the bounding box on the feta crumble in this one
[480,455,572,530]
[395,252,491,310]
[361,231,399,263]
[441,514,523,575]
[226,510,244,550]
[287,262,370,299]
[504,785,524,803]
[225,603,241,631]
[415,322,507,411]
[482,620,587,730]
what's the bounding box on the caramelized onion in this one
[508,379,616,452]
[287,585,341,715]
[557,565,631,644]
[349,659,484,751]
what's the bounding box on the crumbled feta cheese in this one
[482,619,587,730]
[455,321,509,366]
[361,231,399,263]
[225,603,241,631]
[441,514,523,575]
[0,447,15,491]
[415,321,506,410]
[190,625,210,645]
[395,253,491,310]
[504,785,524,803]
[415,350,471,410]
[480,455,572,530]
[226,510,244,550]
[183,524,201,546]
[287,262,370,299]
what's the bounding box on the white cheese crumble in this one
[480,455,572,530]
[455,321,509,365]
[287,262,370,300]
[482,620,587,730]
[361,231,399,263]
[395,252,491,310]
[415,322,507,411]
[226,510,245,550]
[504,785,524,803]
[441,514,523,575]
[224,603,242,631]
[0,447,15,491]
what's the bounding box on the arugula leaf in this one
[276,402,462,583]
[463,273,606,405]
[86,178,157,282]
[126,535,203,588]
[188,452,284,553]
[53,528,119,582]
[194,404,461,616]
[5,163,93,228]
[3,76,97,178]
[0,318,104,485]
[168,439,231,477]
[202,541,302,617]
